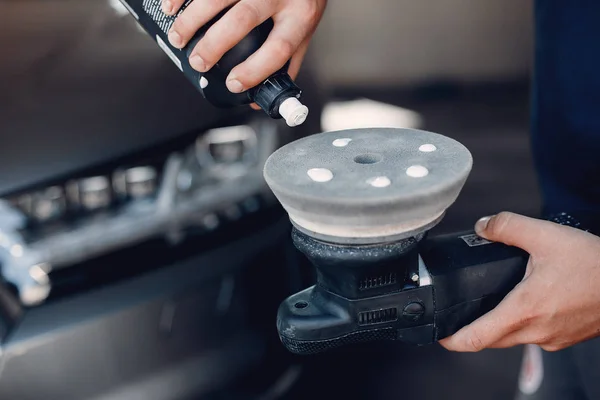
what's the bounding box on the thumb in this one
[287,38,310,80]
[475,212,550,253]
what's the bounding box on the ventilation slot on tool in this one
[359,273,397,290]
[358,307,398,326]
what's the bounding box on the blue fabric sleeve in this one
[531,0,600,214]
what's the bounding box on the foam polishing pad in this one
[264,128,473,244]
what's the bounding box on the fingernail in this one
[475,216,493,234]
[163,0,173,14]
[168,29,181,48]
[227,79,244,93]
[190,55,207,72]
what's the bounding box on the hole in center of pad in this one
[354,154,383,164]
[294,301,308,309]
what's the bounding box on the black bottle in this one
[126,0,309,127]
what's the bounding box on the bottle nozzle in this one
[279,97,309,127]
[251,72,307,126]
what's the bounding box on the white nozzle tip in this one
[279,97,309,127]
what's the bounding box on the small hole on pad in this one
[406,165,429,178]
[307,168,333,182]
[419,144,437,152]
[354,154,382,164]
[333,138,352,147]
[367,176,391,188]
[295,301,309,309]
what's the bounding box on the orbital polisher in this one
[263,127,591,355]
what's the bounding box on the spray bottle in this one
[119,0,309,127]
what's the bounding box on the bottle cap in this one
[278,97,309,127]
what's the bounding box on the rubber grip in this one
[280,327,397,355]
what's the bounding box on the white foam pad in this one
[263,128,473,244]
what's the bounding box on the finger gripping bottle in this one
[187,14,309,127]
[126,0,309,127]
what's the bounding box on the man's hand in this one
[440,212,600,352]
[163,0,327,95]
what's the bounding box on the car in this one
[0,1,325,399]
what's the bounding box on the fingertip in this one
[226,78,245,94]
[168,29,183,48]
[226,35,300,92]
[287,62,302,81]
[438,338,454,351]
[439,331,471,352]
[288,41,310,80]
[227,67,264,94]
[479,211,546,252]
[163,0,174,15]
[189,54,207,72]
[475,215,494,237]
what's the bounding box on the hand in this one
[163,0,327,95]
[439,212,600,352]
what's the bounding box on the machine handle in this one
[418,231,529,340]
[428,212,599,340]
[276,213,598,355]
[276,285,435,355]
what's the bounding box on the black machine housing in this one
[277,212,595,355]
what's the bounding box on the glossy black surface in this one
[0,0,248,196]
[0,214,302,400]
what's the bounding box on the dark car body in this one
[0,1,325,399]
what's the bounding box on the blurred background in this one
[0,0,539,399]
